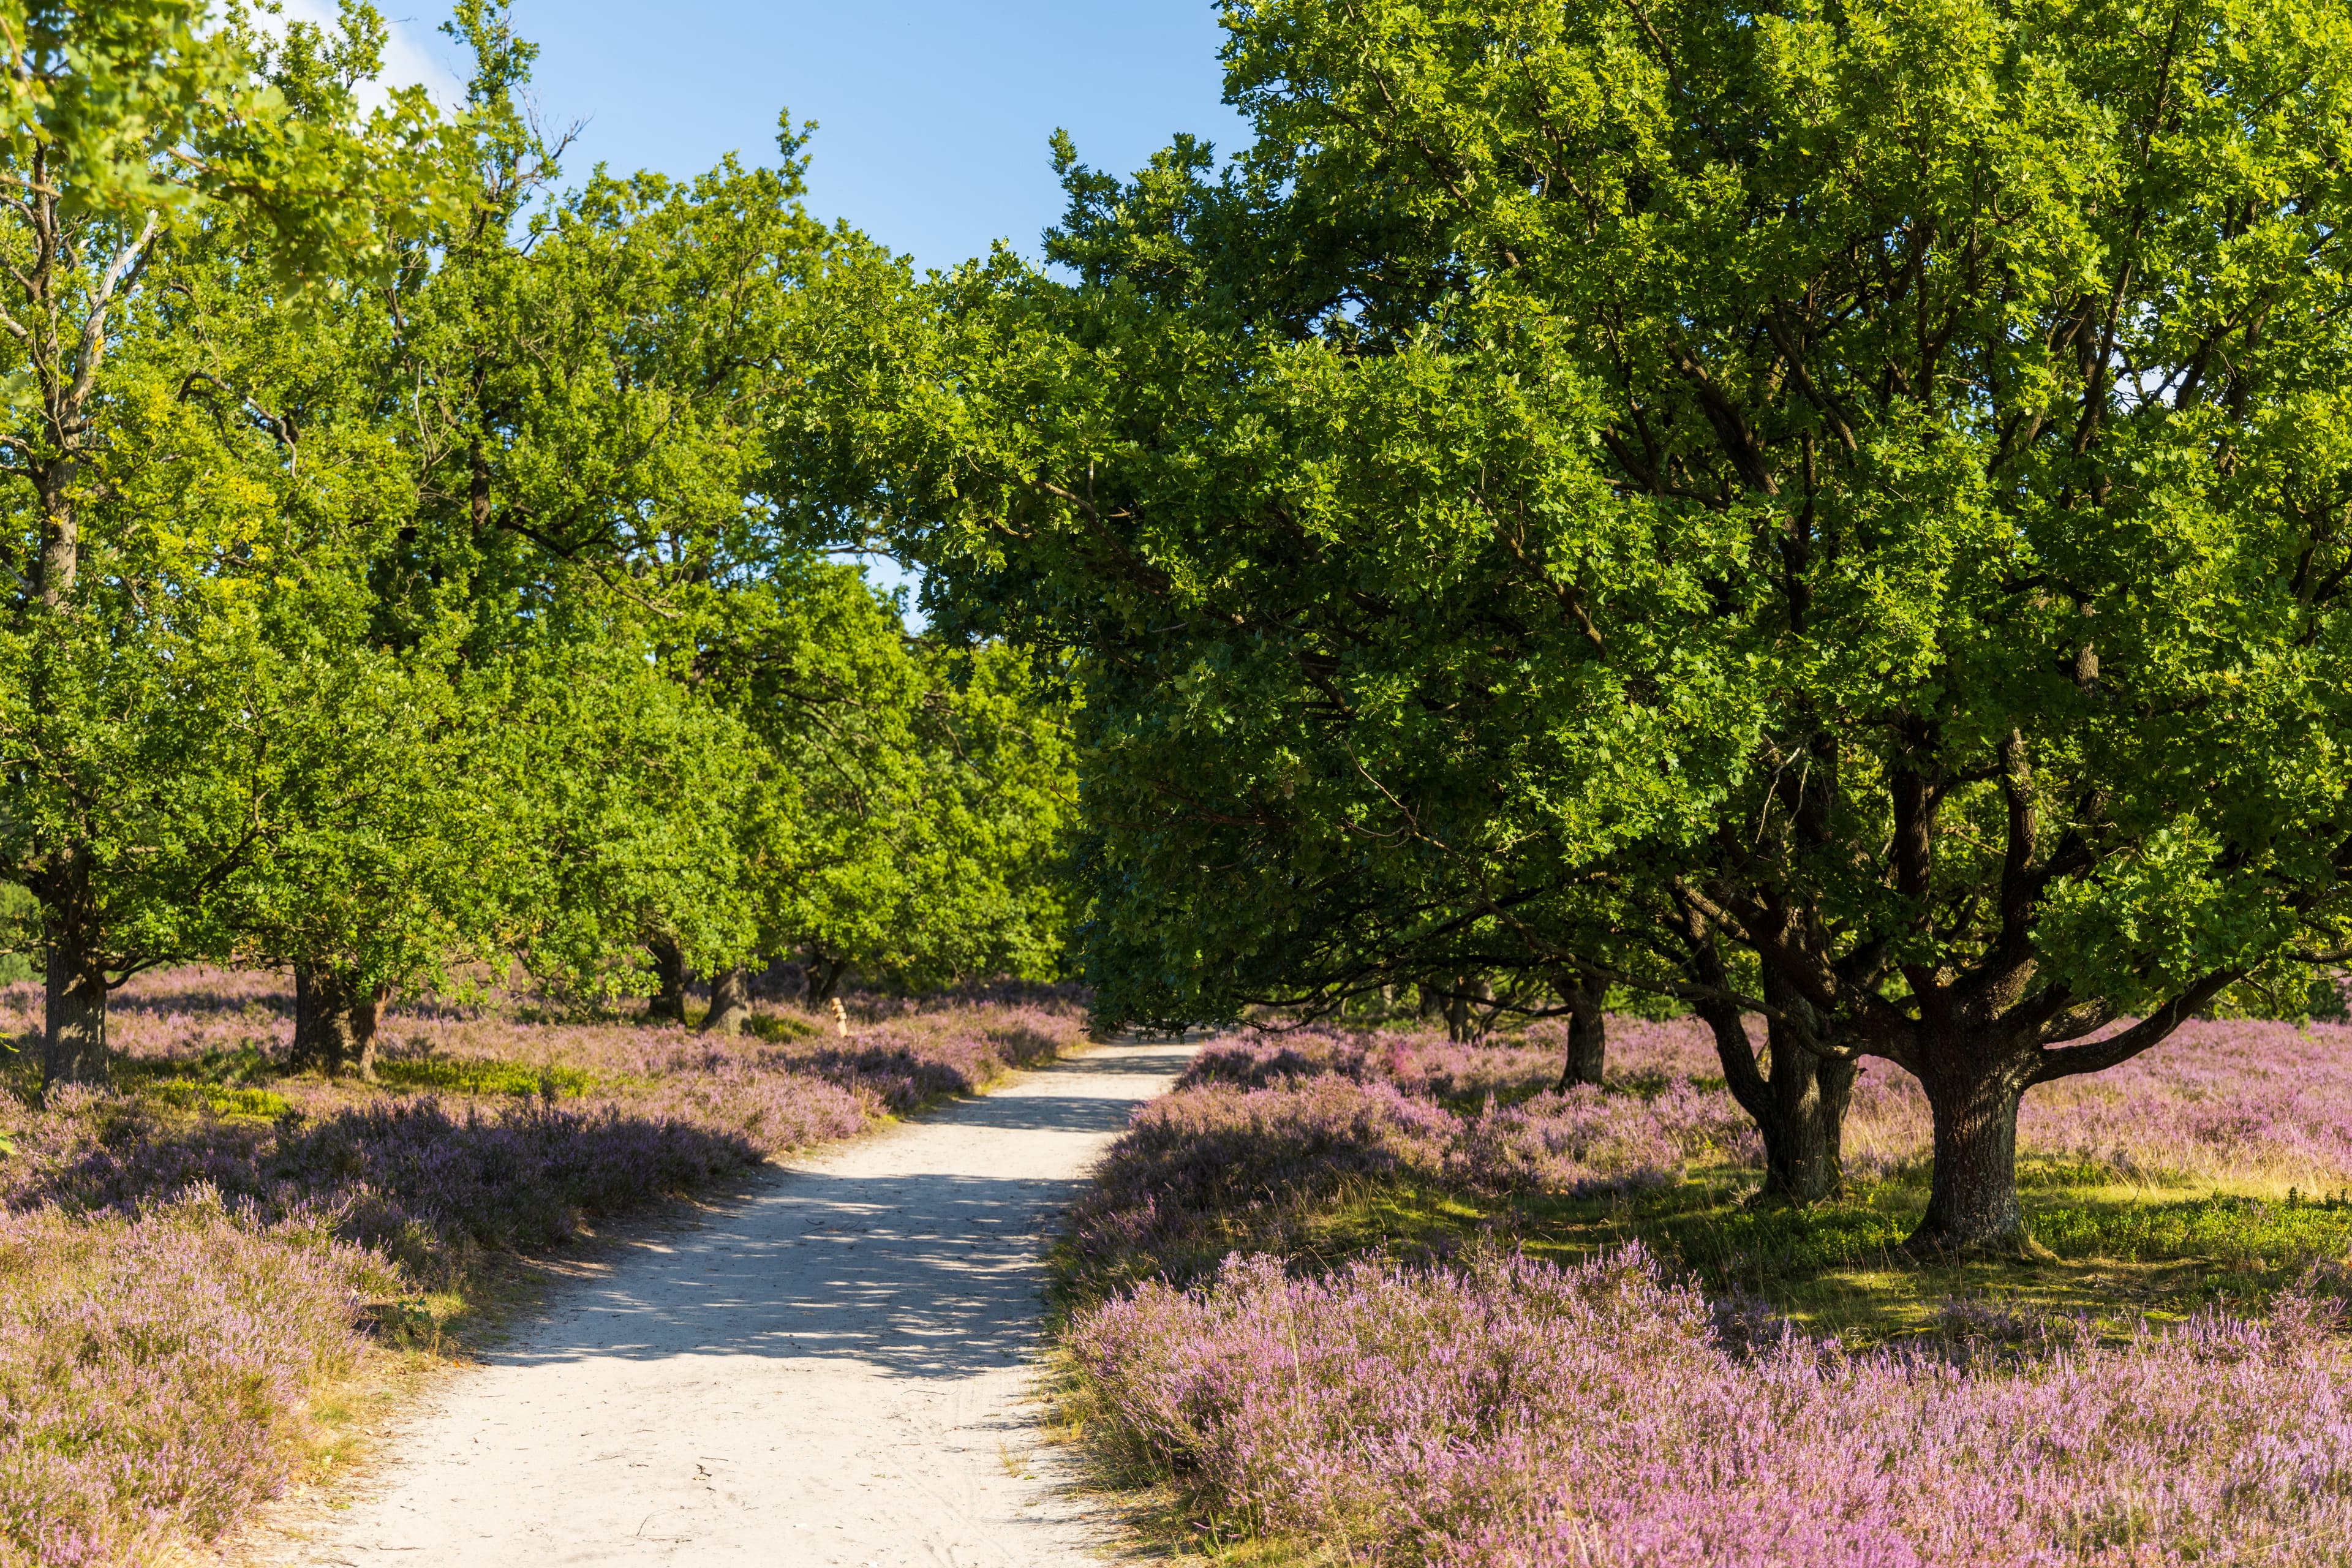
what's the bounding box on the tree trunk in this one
[1906,1058,2043,1257]
[1556,971,1607,1089]
[290,963,379,1079]
[701,965,751,1036]
[1757,1033,1853,1204]
[42,934,107,1091]
[37,482,75,605]
[350,984,382,1080]
[1692,998,1853,1206]
[1444,976,1487,1043]
[647,937,688,1023]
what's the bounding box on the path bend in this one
[278,1039,1194,1567]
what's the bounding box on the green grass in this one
[112,1046,292,1118]
[143,1080,293,1118]
[99,1045,605,1112]
[1264,1163,2352,1346]
[371,1058,600,1098]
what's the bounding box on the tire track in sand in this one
[277,1039,1195,1567]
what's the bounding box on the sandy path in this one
[279,1040,1193,1567]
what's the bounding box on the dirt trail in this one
[276,1040,1194,1567]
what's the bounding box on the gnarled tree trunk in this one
[42,935,108,1091]
[291,963,382,1079]
[701,965,752,1036]
[1444,976,1492,1043]
[1693,997,1852,1207]
[647,936,689,1023]
[1556,970,1607,1089]
[1906,1052,2041,1257]
[805,952,848,1005]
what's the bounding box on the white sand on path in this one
[272,1039,1196,1568]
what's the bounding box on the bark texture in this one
[1905,1054,2043,1257]
[1443,976,1491,1043]
[1692,992,1851,1207]
[1756,1020,1853,1204]
[42,937,107,1090]
[701,965,752,1036]
[805,953,849,1005]
[290,963,382,1080]
[1555,971,1607,1088]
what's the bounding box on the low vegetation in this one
[0,968,1084,1566]
[1054,1018,2352,1565]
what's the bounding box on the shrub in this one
[0,1193,382,1567]
[1069,1245,2352,1567]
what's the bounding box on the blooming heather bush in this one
[0,1192,382,1568]
[4,1098,763,1264]
[1182,1014,2352,1193]
[0,968,1093,1566]
[0,973,1093,1238]
[1069,1019,2352,1564]
[1069,1245,2352,1567]
[1104,1076,1459,1204]
[1071,1039,1782,1292]
[1068,1076,1461,1286]
[1180,1027,1561,1103]
[1447,1082,1751,1197]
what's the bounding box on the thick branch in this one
[2029,970,2240,1084]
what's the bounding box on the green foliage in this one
[0,1,1082,1093]
[0,3,464,1085]
[0,883,36,984]
[768,638,1080,993]
[360,6,1076,1004]
[1177,0,2352,1058]
[505,634,764,1000]
[852,0,2352,1240]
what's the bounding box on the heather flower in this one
[0,967,1092,1565]
[1067,1075,1460,1287]
[0,1191,381,1567]
[1069,1246,2352,1567]
[1449,1086,1692,1196]
[1158,1012,2352,1194]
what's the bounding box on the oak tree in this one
[865,0,2352,1246]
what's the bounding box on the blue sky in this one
[336,1,1249,273]
[302,1,1249,620]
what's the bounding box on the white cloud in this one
[263,1,467,113]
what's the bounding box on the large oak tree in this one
[861,0,2352,1250]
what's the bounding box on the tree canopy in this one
[854,0,2352,1251]
[4,1,1077,1086]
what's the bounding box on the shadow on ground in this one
[492,1042,1194,1381]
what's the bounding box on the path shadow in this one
[488,1042,1199,1384]
[498,1169,1090,1380]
